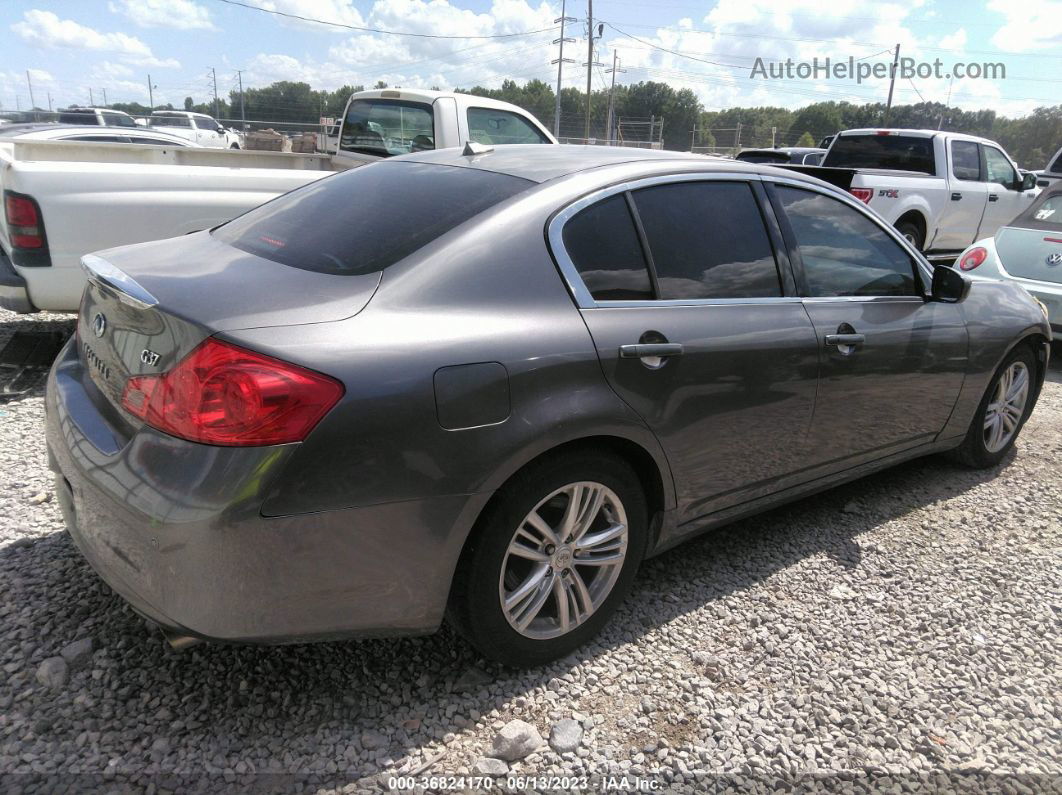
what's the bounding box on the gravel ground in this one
[1,307,1059,792]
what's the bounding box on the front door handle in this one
[825,333,866,347]
[951,192,962,201]
[619,343,684,358]
[988,194,999,202]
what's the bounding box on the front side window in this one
[562,195,652,301]
[467,108,549,145]
[213,162,531,275]
[776,186,918,297]
[631,182,781,299]
[951,140,981,181]
[984,146,1017,187]
[340,99,434,157]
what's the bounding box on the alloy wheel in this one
[983,361,1029,453]
[499,482,628,640]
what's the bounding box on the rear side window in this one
[213,162,532,275]
[58,111,98,125]
[776,186,918,297]
[467,108,549,145]
[632,182,781,299]
[562,195,652,301]
[951,140,981,181]
[823,135,935,174]
[150,116,192,128]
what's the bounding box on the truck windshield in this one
[823,135,935,174]
[212,161,532,275]
[340,99,434,158]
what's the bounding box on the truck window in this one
[149,116,192,128]
[823,135,935,175]
[213,161,532,275]
[983,146,1017,187]
[58,111,99,125]
[951,140,981,181]
[1050,150,1062,174]
[340,99,434,158]
[466,108,549,145]
[104,113,137,128]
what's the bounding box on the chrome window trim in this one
[548,172,779,310]
[763,174,937,289]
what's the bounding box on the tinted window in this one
[340,99,434,157]
[58,111,98,125]
[65,135,127,143]
[1050,150,1062,174]
[823,134,935,174]
[951,140,981,180]
[467,108,549,145]
[984,146,1017,187]
[777,186,918,297]
[103,113,137,128]
[213,162,531,275]
[150,116,192,128]
[127,136,188,147]
[562,195,652,301]
[632,182,781,299]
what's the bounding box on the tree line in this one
[109,78,1060,169]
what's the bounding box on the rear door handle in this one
[951,192,962,201]
[619,343,684,358]
[988,194,999,202]
[824,333,866,347]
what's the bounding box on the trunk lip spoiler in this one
[81,254,158,310]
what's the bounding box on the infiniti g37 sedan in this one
[46,146,1051,667]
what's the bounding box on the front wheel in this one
[949,346,1037,468]
[448,453,647,667]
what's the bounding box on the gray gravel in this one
[1,307,1060,791]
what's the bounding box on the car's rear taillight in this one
[3,191,45,249]
[121,338,344,446]
[849,188,873,204]
[958,247,987,271]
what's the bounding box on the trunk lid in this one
[995,226,1062,285]
[77,231,380,414]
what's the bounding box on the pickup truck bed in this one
[1,140,341,312]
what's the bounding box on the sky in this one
[1,0,1060,123]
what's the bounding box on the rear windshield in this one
[340,99,435,158]
[213,161,533,275]
[823,135,935,174]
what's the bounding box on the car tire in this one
[447,452,648,668]
[895,219,925,250]
[230,143,240,149]
[949,345,1037,468]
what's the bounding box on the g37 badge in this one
[140,349,161,367]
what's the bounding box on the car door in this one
[978,144,1032,238]
[550,176,820,522]
[768,181,968,469]
[936,138,988,250]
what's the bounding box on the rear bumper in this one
[45,339,486,643]
[0,247,35,313]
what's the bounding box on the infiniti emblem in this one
[92,312,107,338]
[1047,253,1062,266]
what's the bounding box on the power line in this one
[212,0,556,40]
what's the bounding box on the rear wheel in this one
[949,346,1036,468]
[895,219,925,250]
[448,453,647,667]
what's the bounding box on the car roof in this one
[394,144,751,183]
[0,123,194,143]
[838,128,991,144]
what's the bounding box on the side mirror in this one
[1020,172,1038,191]
[931,264,971,303]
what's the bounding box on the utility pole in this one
[938,74,954,130]
[734,121,742,153]
[89,87,94,106]
[211,67,220,119]
[551,0,576,138]
[147,74,154,111]
[26,71,35,110]
[101,88,107,106]
[771,125,777,147]
[583,2,603,141]
[236,70,246,123]
[884,43,900,125]
[47,91,52,112]
[605,50,625,144]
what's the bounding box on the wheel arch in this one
[895,209,927,248]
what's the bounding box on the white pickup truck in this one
[147,111,244,149]
[1,89,555,313]
[795,129,1040,259]
[1036,146,1062,188]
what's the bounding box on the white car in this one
[56,107,139,128]
[0,123,198,147]
[954,181,1062,334]
[818,129,1039,258]
[147,111,242,149]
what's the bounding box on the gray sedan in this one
[46,145,1051,666]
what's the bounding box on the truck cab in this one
[148,111,241,149]
[333,89,556,166]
